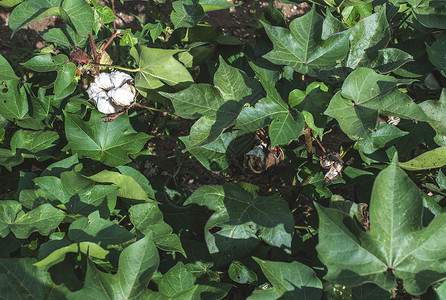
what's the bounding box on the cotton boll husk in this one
[110,71,132,88]
[108,85,135,106]
[95,73,114,90]
[96,97,119,114]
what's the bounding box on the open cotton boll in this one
[110,71,132,88]
[96,97,118,114]
[108,85,135,106]
[87,84,102,99]
[95,72,114,91]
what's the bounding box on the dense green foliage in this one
[1,0,446,298]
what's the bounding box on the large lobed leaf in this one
[165,57,262,148]
[316,155,446,295]
[9,0,94,37]
[184,183,294,267]
[130,45,193,97]
[325,68,429,141]
[68,234,160,300]
[0,201,64,239]
[64,110,150,167]
[0,258,70,299]
[248,257,322,300]
[261,7,349,76]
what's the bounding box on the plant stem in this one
[91,64,140,72]
[314,135,326,154]
[134,103,174,115]
[294,225,318,231]
[89,34,100,63]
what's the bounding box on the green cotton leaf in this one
[434,280,446,299]
[235,76,289,133]
[120,29,139,47]
[10,129,59,160]
[54,62,76,98]
[130,45,193,97]
[269,111,304,147]
[340,68,429,122]
[413,2,446,30]
[87,169,154,202]
[21,54,68,72]
[351,283,391,300]
[295,82,331,137]
[198,0,238,12]
[41,24,88,48]
[179,131,238,171]
[34,241,108,269]
[316,155,446,295]
[129,203,185,256]
[214,56,262,105]
[64,110,150,167]
[34,170,118,217]
[0,0,23,7]
[0,258,69,299]
[193,282,232,299]
[0,54,18,80]
[369,48,413,74]
[163,84,225,119]
[187,105,239,148]
[68,211,134,245]
[171,0,206,28]
[184,183,294,267]
[9,0,94,37]
[248,257,323,300]
[236,96,288,132]
[420,89,446,146]
[427,32,446,78]
[17,89,54,131]
[302,0,372,7]
[261,7,349,76]
[0,80,28,121]
[356,122,408,154]
[166,58,259,148]
[345,6,390,70]
[0,201,64,239]
[115,166,155,199]
[325,92,378,141]
[228,261,257,284]
[158,262,195,297]
[67,234,159,300]
[92,0,114,24]
[0,148,24,170]
[400,146,446,171]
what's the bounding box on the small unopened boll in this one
[87,71,136,114]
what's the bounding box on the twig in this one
[91,64,140,72]
[89,34,100,63]
[314,135,327,154]
[294,225,318,231]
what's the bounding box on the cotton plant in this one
[87,71,136,115]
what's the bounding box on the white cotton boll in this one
[110,71,132,88]
[108,85,135,106]
[96,97,118,114]
[95,73,114,90]
[87,83,102,99]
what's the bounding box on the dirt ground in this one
[0,0,309,57]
